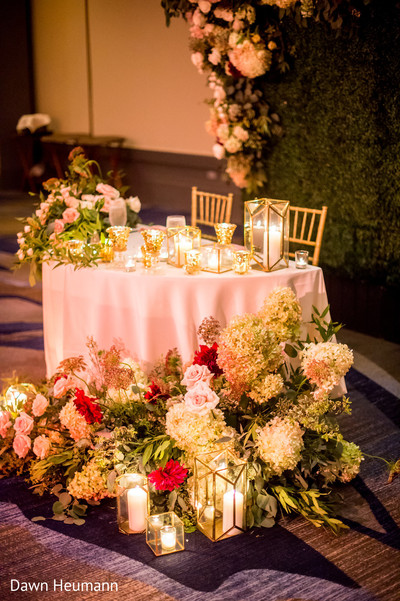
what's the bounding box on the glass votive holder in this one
[65,239,85,258]
[166,215,186,228]
[295,250,309,269]
[99,239,115,263]
[116,473,149,534]
[184,249,201,275]
[106,226,131,252]
[124,255,136,272]
[146,512,184,556]
[233,250,251,275]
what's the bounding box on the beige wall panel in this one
[32,0,212,156]
[32,0,89,133]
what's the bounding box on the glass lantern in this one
[194,448,247,542]
[167,226,201,268]
[116,473,149,534]
[146,511,185,556]
[244,199,289,272]
[200,244,234,273]
[3,383,35,413]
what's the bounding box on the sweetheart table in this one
[42,260,331,378]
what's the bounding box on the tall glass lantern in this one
[194,448,247,542]
[244,199,289,272]
[167,226,201,268]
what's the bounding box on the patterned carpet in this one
[0,203,399,601]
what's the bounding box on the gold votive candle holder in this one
[106,226,131,252]
[146,512,184,556]
[214,223,237,246]
[141,229,166,253]
[233,250,251,275]
[65,239,85,257]
[184,249,201,275]
[99,239,115,262]
[116,473,149,534]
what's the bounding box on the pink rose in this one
[60,186,71,199]
[64,196,80,209]
[62,207,80,223]
[53,376,75,398]
[181,364,213,389]
[14,411,34,435]
[33,435,51,459]
[184,381,219,415]
[13,433,31,459]
[96,183,120,199]
[32,393,49,417]
[0,410,12,438]
[54,219,65,234]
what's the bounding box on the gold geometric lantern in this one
[146,511,185,556]
[244,199,289,272]
[200,244,233,273]
[167,226,201,268]
[194,448,247,542]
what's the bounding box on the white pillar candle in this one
[252,223,264,251]
[208,249,219,271]
[127,486,147,532]
[222,489,244,536]
[160,526,176,550]
[263,227,281,268]
[177,235,192,265]
[203,505,215,521]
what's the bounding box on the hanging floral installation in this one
[162,0,370,193]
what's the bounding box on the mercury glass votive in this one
[146,512,184,556]
[116,473,149,535]
[184,249,201,275]
[99,239,115,262]
[106,226,131,252]
[65,239,85,257]
[233,250,251,275]
[295,249,309,269]
[214,223,237,246]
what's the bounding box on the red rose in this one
[193,343,223,376]
[73,388,102,424]
[148,460,188,492]
[144,382,170,404]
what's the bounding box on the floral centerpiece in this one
[15,147,141,285]
[0,288,364,532]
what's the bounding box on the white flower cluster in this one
[301,342,353,400]
[256,416,304,476]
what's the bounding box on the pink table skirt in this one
[42,261,331,378]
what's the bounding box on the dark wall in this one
[0,0,35,189]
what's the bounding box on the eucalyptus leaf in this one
[59,492,72,507]
[31,516,46,522]
[52,501,64,514]
[260,516,275,528]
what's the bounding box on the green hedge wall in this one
[261,1,400,288]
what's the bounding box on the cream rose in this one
[13,433,31,458]
[126,196,141,213]
[184,381,219,416]
[32,393,49,417]
[33,435,51,459]
[181,364,213,389]
[0,410,12,438]
[96,183,120,199]
[53,376,75,399]
[14,411,34,435]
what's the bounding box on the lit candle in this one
[263,226,281,268]
[203,505,215,521]
[124,256,136,272]
[252,221,264,251]
[208,249,219,271]
[160,525,176,550]
[222,489,244,536]
[177,234,192,265]
[127,486,147,532]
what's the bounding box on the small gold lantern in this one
[116,473,149,534]
[200,244,234,273]
[194,448,247,542]
[244,199,289,272]
[167,226,201,268]
[146,512,185,556]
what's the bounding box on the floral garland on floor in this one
[162,0,370,193]
[14,147,141,285]
[0,287,367,533]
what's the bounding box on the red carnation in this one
[144,382,170,404]
[148,459,188,492]
[73,388,102,424]
[193,343,223,376]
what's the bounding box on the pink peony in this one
[32,393,49,417]
[96,183,120,199]
[53,376,75,398]
[14,411,34,436]
[181,364,213,389]
[33,434,51,459]
[184,381,219,415]
[0,410,12,438]
[13,433,31,459]
[62,207,80,223]
[54,219,65,234]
